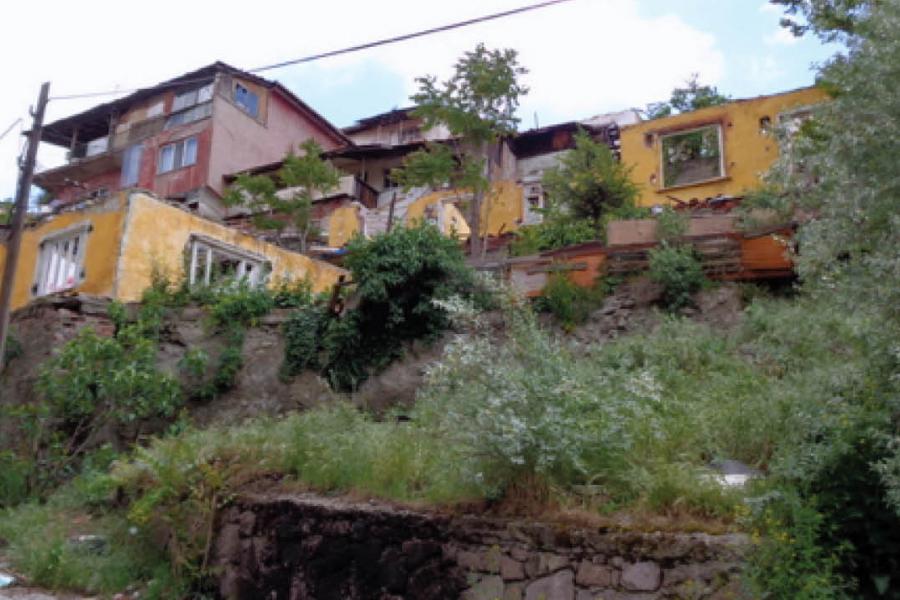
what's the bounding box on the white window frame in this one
[187,235,268,288]
[659,123,725,190]
[34,222,90,297]
[158,136,198,174]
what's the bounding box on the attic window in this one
[188,237,266,288]
[34,224,90,297]
[172,83,214,112]
[660,124,724,188]
[233,83,259,118]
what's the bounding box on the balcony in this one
[277,175,379,209]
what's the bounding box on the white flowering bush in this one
[415,289,664,495]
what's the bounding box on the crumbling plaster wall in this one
[620,86,829,207]
[0,196,127,311]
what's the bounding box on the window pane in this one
[121,143,143,187]
[661,125,723,188]
[234,84,259,118]
[159,145,175,173]
[197,83,214,103]
[37,231,87,296]
[173,89,197,111]
[146,101,164,118]
[183,137,198,167]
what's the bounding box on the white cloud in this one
[747,55,787,85]
[765,27,800,46]
[0,0,724,198]
[759,2,783,15]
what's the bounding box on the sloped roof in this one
[41,61,351,148]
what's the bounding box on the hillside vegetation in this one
[1,1,899,598]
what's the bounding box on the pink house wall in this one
[207,90,343,196]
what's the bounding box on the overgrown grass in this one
[0,289,881,596]
[0,472,184,598]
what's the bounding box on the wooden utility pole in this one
[0,82,50,371]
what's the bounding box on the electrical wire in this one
[0,118,22,143]
[48,0,576,102]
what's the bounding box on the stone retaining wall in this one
[213,494,748,600]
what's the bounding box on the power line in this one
[0,118,22,143]
[247,0,576,72]
[49,0,576,102]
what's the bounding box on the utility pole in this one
[0,82,50,372]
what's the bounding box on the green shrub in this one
[282,305,326,376]
[0,451,32,506]
[321,223,479,391]
[648,242,706,310]
[536,273,611,331]
[745,491,850,599]
[2,333,22,369]
[655,206,688,242]
[508,219,597,256]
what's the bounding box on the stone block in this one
[575,561,613,587]
[621,561,661,592]
[463,575,504,600]
[525,552,570,578]
[525,569,575,600]
[501,555,526,581]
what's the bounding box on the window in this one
[188,237,266,288]
[121,143,143,187]
[85,136,109,157]
[34,225,89,297]
[158,137,198,174]
[233,83,259,118]
[523,183,544,225]
[146,101,164,119]
[660,124,724,188]
[172,83,214,112]
[164,102,212,129]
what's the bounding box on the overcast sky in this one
[0,0,837,201]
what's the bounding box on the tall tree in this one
[224,139,340,253]
[393,44,528,257]
[644,73,730,120]
[541,130,640,237]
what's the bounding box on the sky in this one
[0,0,839,201]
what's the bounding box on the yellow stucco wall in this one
[481,180,524,236]
[0,197,127,311]
[327,205,362,248]
[321,179,523,247]
[116,192,347,301]
[406,191,472,239]
[619,86,830,207]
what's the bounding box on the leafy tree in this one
[746,1,900,595]
[224,139,340,253]
[644,73,730,119]
[393,44,528,257]
[770,0,875,40]
[542,129,640,237]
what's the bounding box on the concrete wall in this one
[0,197,127,311]
[620,86,829,207]
[116,192,347,301]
